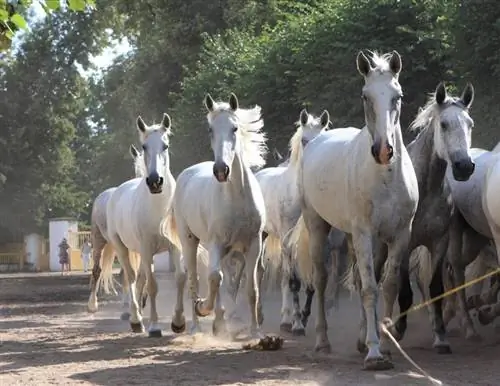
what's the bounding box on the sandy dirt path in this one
[1,271,499,385]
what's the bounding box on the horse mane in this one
[410,93,464,133]
[207,102,268,168]
[367,51,393,73]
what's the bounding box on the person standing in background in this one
[58,237,70,275]
[81,238,92,273]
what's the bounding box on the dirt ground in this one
[1,271,500,386]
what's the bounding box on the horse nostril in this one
[453,161,463,170]
[158,177,164,186]
[387,145,394,159]
[225,165,230,176]
[146,177,150,185]
[371,145,378,159]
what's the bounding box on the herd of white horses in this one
[83,50,500,371]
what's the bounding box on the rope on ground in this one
[381,266,500,385]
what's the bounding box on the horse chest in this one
[212,203,263,247]
[411,193,452,246]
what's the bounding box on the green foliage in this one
[0,0,95,51]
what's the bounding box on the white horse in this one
[256,108,330,335]
[98,113,190,337]
[163,93,267,337]
[88,145,145,317]
[287,51,419,370]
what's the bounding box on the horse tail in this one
[96,242,117,295]
[260,233,284,293]
[285,215,313,285]
[340,248,359,294]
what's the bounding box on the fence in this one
[67,230,121,271]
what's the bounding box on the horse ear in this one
[356,51,372,77]
[204,94,215,112]
[461,83,475,109]
[229,93,239,111]
[320,110,330,128]
[389,51,402,75]
[435,82,447,105]
[161,113,171,131]
[136,116,147,133]
[299,109,309,126]
[129,144,140,160]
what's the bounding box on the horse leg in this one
[170,243,187,334]
[300,284,314,330]
[428,239,451,354]
[195,242,224,335]
[351,229,390,370]
[87,237,106,313]
[280,264,294,333]
[379,226,411,361]
[303,210,330,353]
[138,249,160,338]
[448,215,484,340]
[289,266,306,335]
[244,235,265,338]
[114,241,143,332]
[135,267,147,315]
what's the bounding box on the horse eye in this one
[142,144,147,151]
[163,143,169,151]
[440,122,447,130]
[208,127,212,135]
[232,126,238,133]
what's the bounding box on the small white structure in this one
[154,251,174,272]
[49,218,78,272]
[24,233,44,271]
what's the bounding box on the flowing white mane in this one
[410,93,463,133]
[368,51,393,73]
[207,102,268,169]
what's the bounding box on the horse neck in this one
[408,122,447,196]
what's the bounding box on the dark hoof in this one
[357,339,368,354]
[280,323,292,333]
[130,322,145,333]
[120,312,131,321]
[194,299,210,317]
[148,329,162,338]
[434,344,452,354]
[363,356,394,371]
[171,321,186,334]
[477,306,493,326]
[291,328,306,336]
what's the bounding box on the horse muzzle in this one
[146,174,164,194]
[213,162,230,183]
[452,159,475,182]
[371,140,394,165]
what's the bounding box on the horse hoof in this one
[279,323,292,333]
[120,312,131,321]
[87,305,97,314]
[194,299,210,317]
[314,342,331,353]
[291,328,306,336]
[434,344,452,354]
[171,322,186,334]
[363,356,394,371]
[477,306,493,325]
[148,329,162,338]
[130,322,144,333]
[356,340,368,354]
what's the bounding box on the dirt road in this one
[1,272,499,385]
